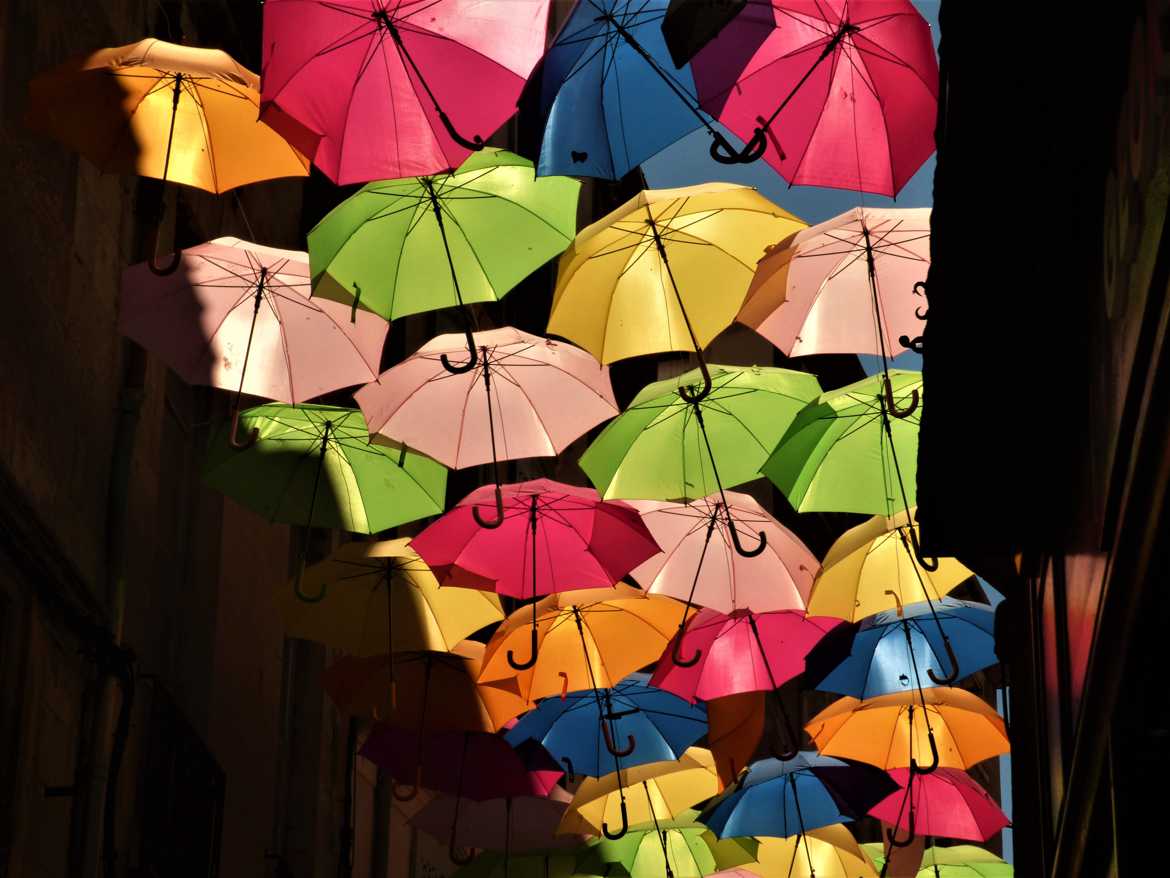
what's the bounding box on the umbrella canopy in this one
[409,480,660,599]
[737,208,932,357]
[505,673,708,780]
[308,149,579,322]
[661,0,750,68]
[412,792,581,853]
[628,491,818,613]
[356,327,617,470]
[762,370,923,516]
[478,585,690,705]
[260,0,550,182]
[575,814,727,878]
[740,824,878,878]
[869,768,1009,843]
[864,844,1012,878]
[651,608,840,702]
[806,598,998,700]
[203,403,446,534]
[275,538,502,655]
[706,693,766,789]
[121,238,386,406]
[700,752,898,839]
[27,38,309,192]
[580,365,821,501]
[809,509,974,621]
[454,852,581,878]
[549,185,805,365]
[689,0,938,196]
[805,689,1010,771]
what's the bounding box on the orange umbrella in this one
[706,692,766,790]
[478,585,690,705]
[804,689,1009,773]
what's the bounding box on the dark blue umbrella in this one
[504,673,707,780]
[804,597,998,699]
[521,0,735,180]
[699,752,897,839]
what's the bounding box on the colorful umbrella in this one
[308,150,579,366]
[737,208,932,357]
[120,237,386,436]
[805,598,998,700]
[689,0,938,196]
[549,185,804,388]
[762,370,923,517]
[260,0,551,182]
[274,538,502,652]
[869,768,1009,844]
[661,0,750,68]
[805,689,1010,773]
[739,824,878,878]
[864,844,1013,878]
[505,673,707,780]
[356,327,617,472]
[575,812,728,878]
[411,791,581,858]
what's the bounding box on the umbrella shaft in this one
[232,273,267,411]
[757,23,858,134]
[161,73,182,185]
[646,216,706,359]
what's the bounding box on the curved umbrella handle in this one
[440,327,479,375]
[148,222,182,276]
[677,355,713,404]
[448,838,474,866]
[885,806,917,848]
[600,719,636,757]
[472,484,506,529]
[438,109,485,152]
[735,126,770,163]
[559,671,569,700]
[228,407,259,450]
[728,521,767,558]
[910,728,940,775]
[601,800,629,840]
[391,766,422,801]
[708,129,744,165]
[561,756,576,784]
[769,740,799,762]
[506,627,538,670]
[907,524,940,572]
[293,563,327,603]
[671,624,702,667]
[882,589,905,617]
[899,333,925,354]
[883,373,919,419]
[926,635,961,685]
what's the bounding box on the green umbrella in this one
[863,843,1012,877]
[576,812,756,878]
[762,370,923,517]
[204,403,447,599]
[309,148,579,371]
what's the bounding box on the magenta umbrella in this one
[869,767,1010,846]
[120,237,387,445]
[690,0,938,196]
[355,327,617,473]
[260,0,551,183]
[651,608,841,755]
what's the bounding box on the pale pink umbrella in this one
[120,237,387,446]
[737,208,931,360]
[260,0,551,183]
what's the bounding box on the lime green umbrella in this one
[762,370,923,517]
[309,148,579,371]
[863,843,1012,877]
[576,812,756,878]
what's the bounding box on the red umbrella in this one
[690,0,938,196]
[869,767,1009,844]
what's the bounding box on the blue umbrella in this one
[700,752,897,839]
[804,597,998,699]
[522,0,732,180]
[504,673,707,780]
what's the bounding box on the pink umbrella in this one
[690,0,938,197]
[260,0,551,183]
[737,208,931,359]
[120,237,387,445]
[651,608,841,756]
[869,767,1010,845]
[411,790,582,863]
[355,327,617,474]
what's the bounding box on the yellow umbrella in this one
[478,585,690,705]
[729,824,878,878]
[277,538,503,656]
[548,184,804,399]
[27,38,309,194]
[558,748,720,838]
[809,508,974,622]
[805,689,1010,772]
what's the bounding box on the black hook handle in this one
[601,800,629,840]
[883,373,919,419]
[926,635,961,685]
[228,407,259,451]
[670,627,702,667]
[448,837,474,866]
[910,728,940,775]
[708,129,744,165]
[601,718,636,757]
[472,484,506,529]
[907,524,940,572]
[561,756,576,784]
[147,223,182,276]
[885,805,917,848]
[293,564,327,603]
[438,109,485,152]
[769,740,799,762]
[899,334,925,354]
[735,127,770,163]
[506,626,538,670]
[728,520,767,558]
[391,766,422,801]
[677,356,713,404]
[440,327,479,375]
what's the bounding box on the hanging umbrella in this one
[805,689,1010,774]
[260,0,551,182]
[309,149,579,371]
[275,538,502,653]
[706,693,766,789]
[478,585,690,705]
[661,0,751,68]
[575,812,731,878]
[454,851,581,878]
[121,237,387,442]
[549,185,804,390]
[864,844,1012,878]
[737,208,932,358]
[356,327,617,472]
[411,791,582,857]
[700,753,897,840]
[688,0,938,196]
[505,673,708,781]
[869,768,1009,843]
[805,598,998,700]
[737,824,878,878]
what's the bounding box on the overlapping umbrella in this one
[868,767,1010,843]
[864,844,1013,878]
[737,824,879,878]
